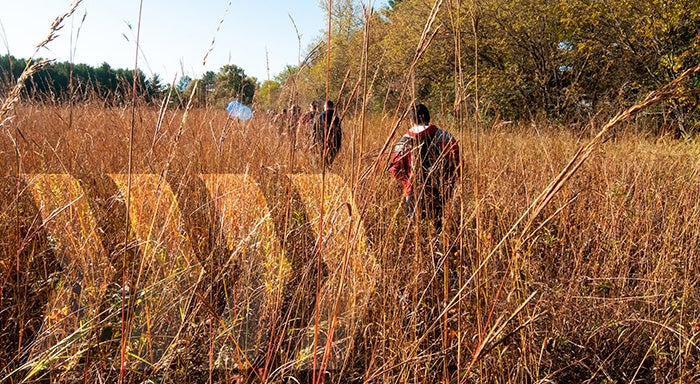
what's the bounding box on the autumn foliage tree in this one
[287,0,699,133]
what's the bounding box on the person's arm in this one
[389,154,407,179]
[389,139,409,180]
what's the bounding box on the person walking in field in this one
[313,100,342,167]
[389,103,460,233]
[273,108,288,135]
[296,101,318,149]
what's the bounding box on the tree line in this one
[2,0,699,134]
[0,55,257,108]
[0,55,154,104]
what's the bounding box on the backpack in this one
[315,110,342,166]
[410,131,444,201]
[329,115,342,152]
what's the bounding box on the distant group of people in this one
[274,100,342,168]
[271,100,460,233]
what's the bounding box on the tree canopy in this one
[291,0,700,132]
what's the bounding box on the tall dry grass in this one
[2,1,700,380]
[1,94,700,382]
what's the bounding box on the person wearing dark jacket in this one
[313,100,342,167]
[389,103,460,233]
[297,101,318,149]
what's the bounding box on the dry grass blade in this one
[0,0,82,133]
[518,63,700,242]
[201,0,231,67]
[0,60,51,136]
[32,1,82,56]
[466,291,540,367]
[436,61,700,364]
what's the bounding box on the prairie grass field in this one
[2,100,700,383]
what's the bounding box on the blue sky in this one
[0,0,386,83]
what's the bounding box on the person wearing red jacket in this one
[389,103,460,233]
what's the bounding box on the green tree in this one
[255,79,281,110]
[181,71,218,107]
[146,73,164,101]
[388,0,403,9]
[302,0,384,111]
[369,0,456,114]
[210,64,257,107]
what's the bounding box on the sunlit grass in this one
[2,96,700,383]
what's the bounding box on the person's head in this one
[310,101,318,111]
[324,100,334,111]
[408,103,430,126]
